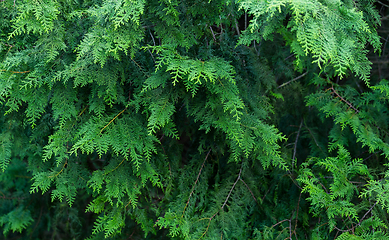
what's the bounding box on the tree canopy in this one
[1,0,389,239]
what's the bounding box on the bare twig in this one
[182,149,212,218]
[222,167,242,209]
[240,178,258,204]
[328,86,359,113]
[219,16,224,35]
[147,30,156,63]
[378,0,389,8]
[289,213,292,240]
[292,119,303,171]
[199,165,243,238]
[30,206,43,239]
[253,41,260,56]
[262,183,273,202]
[382,34,389,57]
[278,71,308,88]
[286,171,303,190]
[149,30,156,46]
[293,192,302,239]
[100,108,127,133]
[141,24,156,28]
[0,42,14,47]
[269,219,290,230]
[363,151,381,162]
[318,180,329,193]
[303,121,326,156]
[234,20,240,36]
[382,15,389,21]
[333,201,378,233]
[0,69,30,74]
[285,54,294,61]
[244,12,247,30]
[209,26,217,42]
[148,49,156,63]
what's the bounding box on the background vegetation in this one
[1,0,389,239]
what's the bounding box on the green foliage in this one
[238,0,381,84]
[1,0,389,239]
[0,206,33,234]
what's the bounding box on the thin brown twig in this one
[49,160,68,178]
[104,158,125,176]
[209,26,217,42]
[278,71,308,88]
[382,15,389,21]
[289,212,293,240]
[348,216,355,234]
[292,119,303,171]
[303,121,326,156]
[328,86,389,138]
[318,180,328,193]
[30,206,43,239]
[285,54,294,61]
[131,58,148,76]
[328,86,359,113]
[0,42,14,47]
[182,149,212,218]
[262,183,273,201]
[363,151,381,162]
[221,167,242,209]
[0,195,26,201]
[286,172,302,190]
[378,0,389,7]
[271,219,290,229]
[0,69,30,74]
[0,190,6,199]
[125,200,132,209]
[333,201,378,233]
[239,178,258,204]
[234,20,240,36]
[100,108,127,133]
[149,30,156,46]
[245,12,248,30]
[199,165,243,239]
[148,30,156,63]
[276,227,289,239]
[293,192,302,237]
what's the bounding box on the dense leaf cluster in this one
[1,0,389,239]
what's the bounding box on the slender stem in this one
[222,167,242,209]
[278,71,308,88]
[182,149,212,218]
[304,120,326,156]
[292,119,303,171]
[240,178,258,204]
[333,201,378,233]
[329,86,359,113]
[100,108,127,133]
[209,26,217,42]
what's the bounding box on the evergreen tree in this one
[0,0,389,239]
